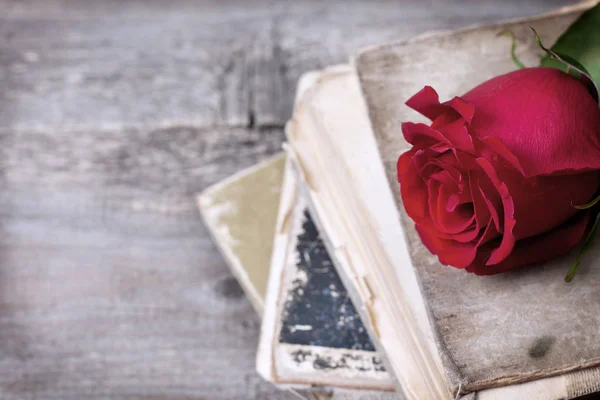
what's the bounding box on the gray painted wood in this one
[0,0,577,130]
[0,0,579,399]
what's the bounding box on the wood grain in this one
[0,0,580,399]
[0,0,577,130]
[0,126,287,400]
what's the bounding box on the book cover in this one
[198,153,286,315]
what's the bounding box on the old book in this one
[198,154,393,390]
[198,153,286,315]
[284,2,600,399]
[256,156,394,390]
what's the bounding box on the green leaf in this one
[540,4,600,99]
[565,212,600,283]
[574,193,600,210]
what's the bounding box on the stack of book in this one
[198,2,600,399]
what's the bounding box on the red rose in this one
[397,67,600,275]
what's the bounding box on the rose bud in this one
[397,67,600,275]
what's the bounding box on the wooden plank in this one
[0,0,577,130]
[0,125,290,400]
[0,125,285,193]
[0,187,267,400]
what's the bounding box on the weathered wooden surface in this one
[0,0,578,399]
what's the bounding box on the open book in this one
[284,2,600,399]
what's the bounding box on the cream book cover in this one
[197,153,286,315]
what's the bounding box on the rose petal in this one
[464,68,600,177]
[479,136,525,176]
[447,96,475,124]
[404,120,478,157]
[428,180,441,230]
[510,171,600,240]
[439,120,476,154]
[447,194,460,212]
[436,186,475,234]
[476,218,500,246]
[430,169,458,189]
[478,185,501,232]
[402,122,447,148]
[416,225,477,268]
[406,87,476,125]
[452,226,481,243]
[476,158,516,265]
[397,150,414,181]
[405,86,446,121]
[466,211,590,275]
[431,111,461,130]
[400,157,429,221]
[469,173,491,227]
